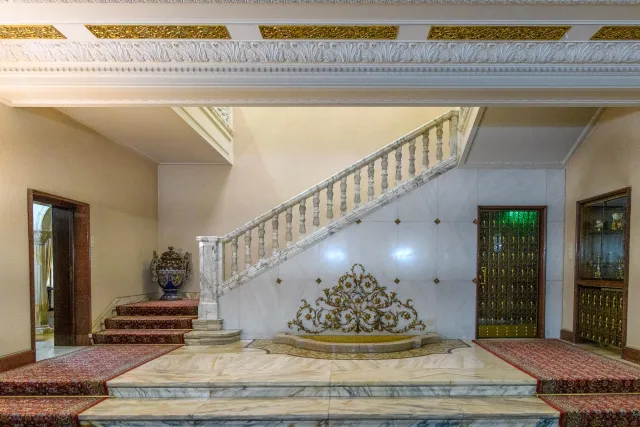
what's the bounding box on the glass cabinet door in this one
[579,195,628,281]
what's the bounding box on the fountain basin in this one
[274,333,440,353]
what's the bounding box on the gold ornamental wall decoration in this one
[0,25,66,39]
[288,264,426,334]
[591,26,640,40]
[85,25,231,39]
[427,26,570,41]
[259,25,398,40]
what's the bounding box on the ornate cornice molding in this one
[1,40,640,67]
[3,0,640,3]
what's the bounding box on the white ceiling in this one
[59,107,231,164]
[462,107,599,168]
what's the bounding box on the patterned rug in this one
[104,315,196,329]
[540,394,640,427]
[0,397,105,427]
[247,339,469,360]
[474,339,640,394]
[116,299,198,316]
[0,345,179,396]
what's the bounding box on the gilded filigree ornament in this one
[0,25,65,39]
[151,246,192,300]
[259,25,398,40]
[85,25,231,39]
[591,26,640,40]
[288,264,426,334]
[428,26,570,41]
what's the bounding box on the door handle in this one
[480,267,487,285]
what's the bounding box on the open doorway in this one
[28,190,91,361]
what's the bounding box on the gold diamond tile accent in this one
[395,218,401,225]
[85,25,231,39]
[276,278,282,284]
[434,218,441,225]
[591,26,640,40]
[0,25,65,39]
[394,278,400,284]
[316,278,322,284]
[428,26,570,41]
[355,219,362,225]
[434,278,440,284]
[259,25,398,40]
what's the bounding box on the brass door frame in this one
[475,206,547,339]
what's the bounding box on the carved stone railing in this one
[196,109,459,321]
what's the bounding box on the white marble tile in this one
[398,281,437,332]
[437,222,477,282]
[219,287,241,331]
[277,245,319,282]
[396,222,437,282]
[434,281,476,339]
[546,222,564,282]
[318,222,397,283]
[35,338,84,361]
[436,168,478,222]
[277,279,319,334]
[477,170,547,206]
[238,270,281,339]
[546,169,565,222]
[545,280,563,339]
[396,179,437,222]
[361,199,398,222]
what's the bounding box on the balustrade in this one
[199,110,460,300]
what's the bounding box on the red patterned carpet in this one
[0,345,179,396]
[540,394,640,427]
[93,299,199,344]
[0,397,105,427]
[474,339,640,394]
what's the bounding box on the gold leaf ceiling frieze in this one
[428,26,570,40]
[259,25,398,40]
[0,25,66,39]
[85,25,231,39]
[591,26,640,40]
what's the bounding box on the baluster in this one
[285,206,293,246]
[258,222,265,260]
[244,231,251,269]
[327,181,334,222]
[354,168,361,208]
[395,146,402,185]
[299,198,306,237]
[449,114,458,158]
[381,153,389,193]
[231,237,238,275]
[436,122,444,161]
[313,191,320,230]
[272,213,279,254]
[367,163,375,202]
[340,176,347,217]
[422,130,430,169]
[408,139,416,178]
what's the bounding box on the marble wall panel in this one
[217,168,564,340]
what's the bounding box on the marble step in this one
[105,316,197,330]
[79,396,559,426]
[183,329,242,346]
[108,382,536,398]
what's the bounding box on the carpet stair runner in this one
[92,299,198,345]
[475,339,640,427]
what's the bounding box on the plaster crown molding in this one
[1,40,640,66]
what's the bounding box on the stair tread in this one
[79,396,559,421]
[116,299,198,316]
[107,316,198,320]
[94,329,192,335]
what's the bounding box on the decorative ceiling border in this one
[1,40,640,65]
[2,0,639,3]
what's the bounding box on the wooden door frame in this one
[475,206,548,339]
[571,187,631,353]
[28,189,92,352]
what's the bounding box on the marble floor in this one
[35,337,84,362]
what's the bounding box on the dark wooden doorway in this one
[476,206,547,339]
[28,190,91,352]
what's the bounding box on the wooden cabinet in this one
[574,188,630,349]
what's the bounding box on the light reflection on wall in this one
[324,250,346,261]
[394,247,414,261]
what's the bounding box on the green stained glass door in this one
[477,209,543,338]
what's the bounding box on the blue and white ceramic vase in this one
[150,246,192,301]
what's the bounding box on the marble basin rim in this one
[274,332,441,354]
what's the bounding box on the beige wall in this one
[159,107,449,291]
[563,107,640,349]
[0,106,158,358]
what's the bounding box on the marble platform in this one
[106,341,537,398]
[79,396,559,426]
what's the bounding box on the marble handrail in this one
[196,109,460,320]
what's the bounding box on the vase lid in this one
[160,246,182,261]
